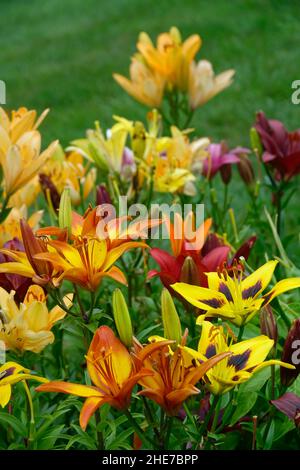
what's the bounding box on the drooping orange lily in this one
[133,336,230,415]
[37,326,170,430]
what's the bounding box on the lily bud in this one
[260,305,278,345]
[180,256,200,286]
[161,288,182,346]
[237,156,255,186]
[112,288,133,348]
[58,187,72,237]
[280,319,300,387]
[220,164,232,185]
[39,173,61,210]
[96,184,112,206]
[250,127,263,157]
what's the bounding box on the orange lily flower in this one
[134,337,230,415]
[33,235,146,291]
[36,326,170,430]
[163,212,212,257]
[37,207,160,250]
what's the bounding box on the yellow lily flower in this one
[0,107,58,198]
[136,27,201,91]
[0,107,49,144]
[0,285,70,353]
[41,146,97,206]
[188,60,235,110]
[113,56,165,108]
[172,260,300,326]
[8,176,41,209]
[0,361,48,407]
[182,321,295,395]
[70,120,130,174]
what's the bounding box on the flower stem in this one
[23,381,35,449]
[124,409,154,449]
[237,324,245,342]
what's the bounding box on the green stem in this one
[95,410,104,450]
[237,324,245,342]
[210,395,221,433]
[124,409,155,449]
[23,381,35,448]
[73,284,88,323]
[198,394,219,439]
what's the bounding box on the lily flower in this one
[136,27,201,91]
[0,238,32,303]
[188,60,234,110]
[172,260,300,326]
[0,284,70,353]
[135,335,230,415]
[0,205,43,248]
[36,326,169,430]
[202,142,250,184]
[255,111,300,181]
[113,57,165,108]
[0,107,57,197]
[33,235,147,291]
[0,361,48,408]
[182,321,295,395]
[0,220,62,287]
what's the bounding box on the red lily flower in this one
[255,111,300,181]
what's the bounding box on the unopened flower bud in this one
[237,156,255,186]
[58,187,72,236]
[280,319,300,387]
[180,256,200,286]
[39,173,61,211]
[260,305,278,345]
[220,164,232,185]
[250,127,263,157]
[112,288,133,348]
[161,288,182,346]
[96,184,112,206]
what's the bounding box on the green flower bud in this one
[250,127,263,157]
[112,288,133,348]
[161,288,182,346]
[58,187,72,236]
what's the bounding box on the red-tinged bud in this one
[237,156,255,186]
[220,164,232,185]
[96,184,112,206]
[180,256,201,286]
[39,173,60,210]
[260,305,278,345]
[272,392,300,428]
[280,319,300,387]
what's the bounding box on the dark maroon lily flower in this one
[272,392,300,428]
[255,111,300,181]
[280,318,300,387]
[202,142,250,184]
[0,238,32,303]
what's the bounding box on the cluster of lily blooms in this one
[0,27,300,434]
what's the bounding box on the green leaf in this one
[238,368,270,394]
[229,392,258,425]
[0,412,27,436]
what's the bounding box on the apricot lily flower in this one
[172,260,300,326]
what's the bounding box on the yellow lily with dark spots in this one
[182,321,295,395]
[172,260,300,326]
[0,361,48,407]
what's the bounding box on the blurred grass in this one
[0,0,299,147]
